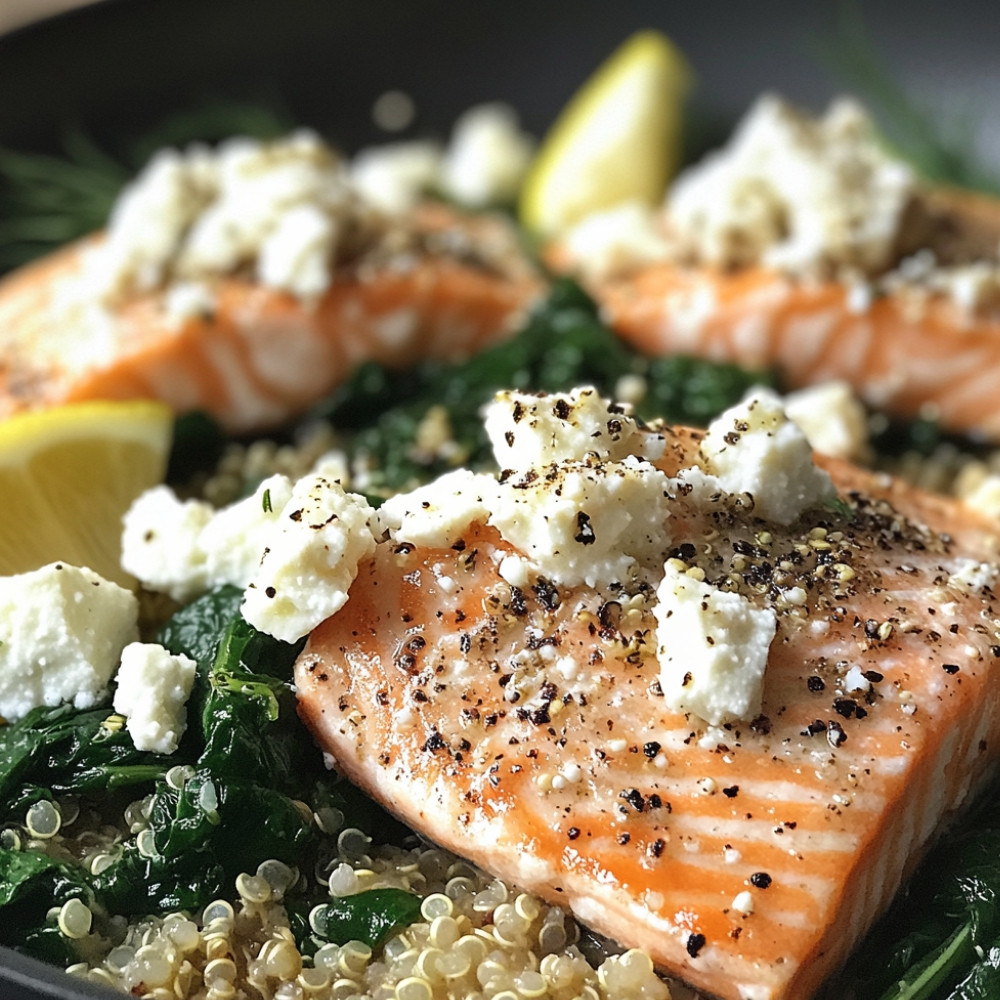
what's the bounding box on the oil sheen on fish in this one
[295,393,1000,1000]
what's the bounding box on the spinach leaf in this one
[91,842,227,916]
[157,584,245,672]
[0,702,169,815]
[0,849,92,963]
[318,888,423,950]
[198,614,307,788]
[948,946,1000,999]
[844,815,1000,999]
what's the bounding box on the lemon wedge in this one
[0,401,172,587]
[519,30,692,237]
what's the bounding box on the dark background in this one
[1,0,998,167]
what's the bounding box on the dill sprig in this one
[0,100,295,274]
[822,2,1000,195]
[0,132,129,270]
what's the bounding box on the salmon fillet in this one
[576,187,1000,442]
[295,421,1000,1000]
[0,204,542,434]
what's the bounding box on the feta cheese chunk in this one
[484,386,665,470]
[666,95,915,278]
[654,561,777,725]
[121,476,294,603]
[350,140,444,214]
[0,563,138,722]
[439,103,534,208]
[489,455,673,589]
[98,131,370,306]
[241,474,377,642]
[113,642,197,754]
[561,200,671,281]
[376,469,498,548]
[782,381,870,462]
[698,389,836,524]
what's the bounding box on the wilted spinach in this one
[317,279,777,496]
[0,586,404,964]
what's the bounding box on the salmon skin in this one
[579,187,1000,444]
[0,203,542,434]
[295,422,1000,1000]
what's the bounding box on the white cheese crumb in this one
[732,890,755,915]
[439,103,534,208]
[782,381,870,462]
[98,131,363,306]
[654,560,777,726]
[241,474,377,642]
[485,386,665,470]
[375,469,498,548]
[666,94,915,278]
[121,476,293,603]
[257,203,338,302]
[0,564,138,722]
[164,280,216,327]
[960,472,1000,520]
[113,642,197,754]
[697,388,836,524]
[560,200,671,281]
[350,140,444,214]
[948,558,999,594]
[843,665,871,694]
[489,455,673,589]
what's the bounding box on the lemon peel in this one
[0,400,172,586]
[519,29,692,237]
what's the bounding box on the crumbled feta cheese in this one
[375,469,498,548]
[113,642,197,754]
[561,200,671,281]
[98,131,367,306]
[257,203,338,302]
[843,665,871,694]
[484,386,665,470]
[948,558,999,594]
[732,890,755,915]
[960,471,1000,519]
[164,280,216,327]
[439,103,534,208]
[241,474,377,642]
[488,455,673,589]
[121,476,293,603]
[100,146,214,299]
[933,261,1000,315]
[666,95,915,278]
[350,140,444,214]
[654,560,777,726]
[0,564,138,722]
[121,486,214,602]
[202,475,296,590]
[697,389,836,524]
[782,381,870,462]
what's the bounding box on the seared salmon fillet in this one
[0,204,541,434]
[591,234,1000,443]
[295,401,1000,1000]
[553,94,1000,441]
